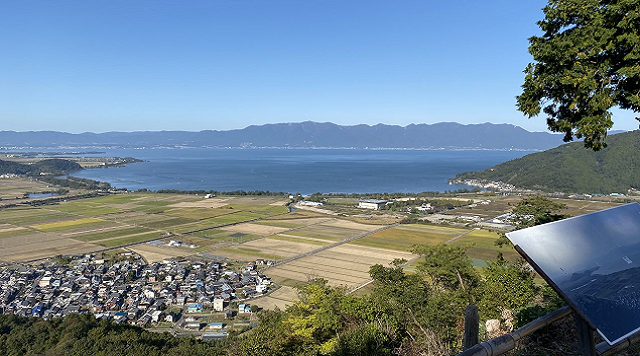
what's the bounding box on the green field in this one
[449,229,520,261]
[351,224,468,251]
[200,211,264,226]
[97,231,165,248]
[139,217,195,229]
[33,218,111,232]
[224,204,288,215]
[292,225,368,241]
[0,210,75,225]
[253,220,303,229]
[163,208,237,220]
[73,227,154,242]
[0,228,32,238]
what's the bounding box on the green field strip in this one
[0,211,76,225]
[0,228,33,239]
[292,225,367,239]
[449,229,520,262]
[73,227,155,242]
[138,217,196,229]
[133,200,177,207]
[267,235,330,246]
[32,218,111,232]
[86,195,148,204]
[128,206,168,214]
[0,207,48,218]
[325,197,360,205]
[112,214,168,224]
[253,220,303,228]
[49,205,126,216]
[351,226,462,251]
[97,231,165,247]
[163,208,237,220]
[224,204,288,215]
[169,220,231,234]
[395,224,469,234]
[200,211,264,226]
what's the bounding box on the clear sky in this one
[1,0,637,133]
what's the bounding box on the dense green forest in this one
[455,131,640,194]
[0,159,82,176]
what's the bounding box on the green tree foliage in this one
[0,159,82,176]
[478,258,539,319]
[412,244,479,296]
[496,196,568,247]
[510,195,569,229]
[517,0,640,150]
[495,195,569,248]
[0,313,227,356]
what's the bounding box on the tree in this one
[509,195,569,229]
[478,258,539,319]
[517,0,640,150]
[411,244,479,296]
[496,195,569,246]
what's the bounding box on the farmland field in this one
[449,228,520,263]
[351,224,469,251]
[32,218,110,232]
[0,192,291,261]
[0,178,71,200]
[265,244,414,289]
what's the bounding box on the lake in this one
[67,148,533,194]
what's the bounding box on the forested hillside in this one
[0,159,82,176]
[455,131,640,194]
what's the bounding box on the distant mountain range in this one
[0,121,569,150]
[454,130,640,194]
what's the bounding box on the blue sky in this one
[1,0,637,133]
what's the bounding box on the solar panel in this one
[507,202,640,345]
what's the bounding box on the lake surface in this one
[67,148,533,194]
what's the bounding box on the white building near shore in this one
[358,199,387,210]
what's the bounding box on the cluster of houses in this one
[0,254,272,332]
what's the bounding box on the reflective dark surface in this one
[507,203,640,345]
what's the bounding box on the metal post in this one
[464,305,479,350]
[573,314,596,356]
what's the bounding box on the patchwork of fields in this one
[0,193,289,262]
[1,188,605,310]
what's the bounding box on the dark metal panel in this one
[507,203,640,345]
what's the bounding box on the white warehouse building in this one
[358,199,388,210]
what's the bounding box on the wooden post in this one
[463,305,479,350]
[573,313,596,356]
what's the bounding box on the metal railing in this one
[457,305,640,356]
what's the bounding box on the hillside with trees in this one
[0,159,82,176]
[454,130,640,194]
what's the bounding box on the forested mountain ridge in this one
[0,122,566,150]
[0,159,82,176]
[454,130,640,194]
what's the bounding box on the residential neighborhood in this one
[0,253,273,338]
